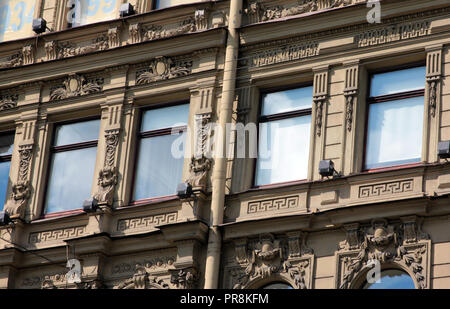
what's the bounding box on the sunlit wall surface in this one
[70,0,120,27]
[0,0,35,43]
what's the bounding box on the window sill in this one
[126,195,179,208]
[35,209,86,222]
[250,179,309,191]
[363,162,424,174]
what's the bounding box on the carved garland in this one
[313,96,326,137]
[50,74,104,101]
[245,0,352,24]
[136,56,193,85]
[337,218,430,289]
[344,90,357,132]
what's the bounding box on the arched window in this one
[362,269,415,289]
[262,282,293,289]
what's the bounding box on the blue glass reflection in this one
[261,87,313,116]
[365,96,424,169]
[364,270,415,289]
[133,133,186,200]
[370,66,426,97]
[0,161,11,210]
[54,119,100,146]
[141,104,189,132]
[44,147,97,213]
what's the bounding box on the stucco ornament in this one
[136,56,192,85]
[50,74,104,100]
[4,145,33,219]
[0,94,18,111]
[338,218,430,289]
[93,129,120,206]
[231,233,313,289]
[114,264,169,289]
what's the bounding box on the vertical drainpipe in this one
[204,0,242,289]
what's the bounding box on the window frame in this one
[0,131,14,210]
[41,117,100,218]
[253,83,313,189]
[65,0,123,29]
[0,0,43,43]
[129,101,189,205]
[362,63,426,172]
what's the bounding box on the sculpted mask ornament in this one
[338,218,430,289]
[187,155,212,191]
[94,166,117,206]
[232,233,313,289]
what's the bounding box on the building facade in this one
[0,0,449,289]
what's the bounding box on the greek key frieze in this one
[245,42,319,68]
[247,196,300,214]
[29,226,87,244]
[117,212,178,232]
[356,21,430,47]
[358,179,414,198]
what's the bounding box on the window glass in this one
[0,0,36,43]
[255,115,311,186]
[261,87,313,116]
[0,161,11,210]
[133,104,189,201]
[133,133,186,200]
[141,104,189,132]
[0,133,14,156]
[154,0,200,9]
[365,95,424,169]
[370,66,426,97]
[363,269,415,289]
[44,119,99,214]
[44,147,97,213]
[70,0,119,27]
[54,119,100,146]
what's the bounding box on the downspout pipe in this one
[204,0,242,289]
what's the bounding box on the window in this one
[44,119,100,214]
[0,0,36,43]
[255,86,313,186]
[362,269,415,289]
[365,66,426,170]
[132,104,189,201]
[69,0,120,27]
[0,133,14,211]
[154,0,200,10]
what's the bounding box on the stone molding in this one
[337,217,430,289]
[230,233,314,289]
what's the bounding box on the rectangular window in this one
[69,0,120,27]
[0,0,36,43]
[154,0,200,10]
[365,66,426,170]
[0,133,14,211]
[132,104,189,201]
[44,119,100,214]
[255,86,313,186]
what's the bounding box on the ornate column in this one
[4,118,37,220]
[311,66,329,180]
[93,104,122,207]
[425,45,443,163]
[342,61,361,175]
